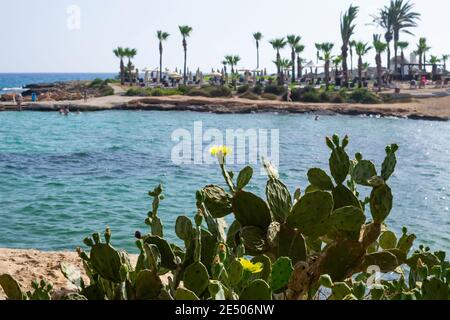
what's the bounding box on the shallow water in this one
[0,111,449,253]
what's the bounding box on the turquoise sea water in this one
[0,111,449,253]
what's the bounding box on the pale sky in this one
[1,0,448,73]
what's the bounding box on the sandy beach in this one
[0,248,144,300]
[1,87,450,121]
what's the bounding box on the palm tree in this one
[415,37,430,71]
[179,25,193,84]
[274,58,292,82]
[318,43,334,88]
[295,44,305,79]
[113,47,126,85]
[253,32,263,70]
[222,60,228,82]
[389,0,420,75]
[340,5,359,85]
[287,35,301,83]
[332,55,343,82]
[372,6,394,70]
[269,38,287,85]
[225,55,241,89]
[373,35,388,92]
[349,40,357,79]
[156,31,170,83]
[315,43,322,64]
[397,41,409,79]
[442,54,449,72]
[355,42,372,88]
[429,55,440,80]
[123,47,137,86]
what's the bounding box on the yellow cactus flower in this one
[210,145,232,157]
[238,258,263,274]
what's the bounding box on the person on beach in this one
[16,93,23,111]
[83,89,88,102]
[287,87,292,102]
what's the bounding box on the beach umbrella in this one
[208,71,223,77]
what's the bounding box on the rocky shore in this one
[1,82,449,121]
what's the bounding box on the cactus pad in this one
[0,274,25,300]
[421,277,448,300]
[232,191,272,229]
[175,216,193,242]
[286,191,333,238]
[203,185,233,218]
[183,261,210,297]
[266,178,292,222]
[240,226,269,255]
[332,184,361,210]
[307,168,334,190]
[370,184,393,223]
[329,147,350,185]
[251,255,272,281]
[175,287,200,300]
[236,166,253,190]
[381,144,398,181]
[362,251,399,272]
[270,257,294,292]
[89,243,123,282]
[330,206,366,232]
[378,231,397,249]
[239,279,272,300]
[278,225,307,264]
[144,235,178,270]
[352,160,377,186]
[135,270,163,300]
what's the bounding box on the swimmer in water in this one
[315,115,319,121]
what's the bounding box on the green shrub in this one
[264,85,285,95]
[186,88,210,97]
[125,88,152,96]
[347,88,381,104]
[209,86,232,97]
[252,84,263,95]
[237,85,250,94]
[260,93,278,100]
[1,135,447,301]
[239,91,259,100]
[319,91,330,102]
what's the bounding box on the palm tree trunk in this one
[297,56,302,79]
[183,38,187,84]
[358,56,363,88]
[120,59,125,85]
[256,42,260,70]
[291,49,296,83]
[376,54,382,92]
[128,59,132,86]
[341,44,349,85]
[350,50,353,79]
[387,42,391,71]
[159,42,163,84]
[325,61,330,88]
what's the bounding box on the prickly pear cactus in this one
[236,166,253,190]
[143,235,178,270]
[232,191,272,229]
[239,226,269,255]
[270,257,294,292]
[351,157,377,186]
[332,184,361,210]
[135,269,163,300]
[277,225,306,264]
[381,144,398,181]
[240,279,272,300]
[307,168,334,191]
[362,251,399,272]
[287,190,333,238]
[266,178,292,223]
[89,241,123,283]
[175,215,193,242]
[370,184,393,223]
[0,274,25,300]
[330,206,366,232]
[327,135,350,185]
[203,185,233,218]
[251,255,272,281]
[175,287,200,300]
[183,261,209,297]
